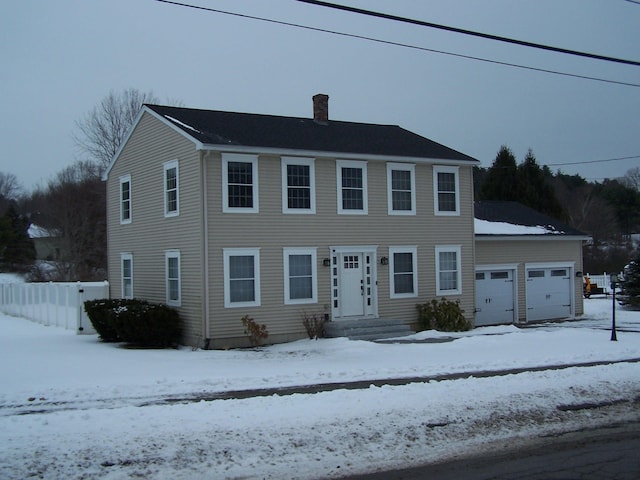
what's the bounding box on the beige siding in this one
[205,154,476,346]
[107,112,477,348]
[106,113,204,345]
[475,238,585,322]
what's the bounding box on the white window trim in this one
[336,159,368,215]
[386,163,416,215]
[163,160,180,218]
[165,250,181,306]
[433,165,460,216]
[222,153,259,214]
[281,157,316,214]
[388,246,418,299]
[120,252,133,299]
[119,174,132,224]
[223,247,261,308]
[283,247,318,305]
[435,245,462,296]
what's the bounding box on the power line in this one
[152,0,640,88]
[546,155,640,167]
[297,0,640,67]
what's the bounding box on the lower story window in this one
[389,246,418,298]
[435,245,462,295]
[165,250,181,306]
[121,253,133,299]
[284,248,317,304]
[224,248,261,308]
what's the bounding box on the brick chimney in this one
[312,94,329,124]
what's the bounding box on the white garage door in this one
[475,269,516,326]
[526,267,572,322]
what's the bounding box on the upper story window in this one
[282,157,316,214]
[435,245,462,295]
[283,247,318,304]
[222,153,259,213]
[433,165,460,216]
[165,250,181,306]
[119,174,131,224]
[337,160,368,215]
[121,253,133,298]
[389,246,418,298]
[223,248,261,307]
[163,160,179,217]
[386,163,416,215]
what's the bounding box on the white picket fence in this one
[584,273,614,295]
[0,281,109,334]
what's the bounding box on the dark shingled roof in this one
[146,104,478,163]
[475,201,586,236]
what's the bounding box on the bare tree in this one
[28,161,106,281]
[0,171,23,200]
[551,178,618,243]
[73,88,159,172]
[620,166,640,191]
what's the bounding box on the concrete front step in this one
[324,318,414,341]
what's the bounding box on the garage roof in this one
[474,201,587,237]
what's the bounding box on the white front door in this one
[340,253,365,317]
[330,247,377,319]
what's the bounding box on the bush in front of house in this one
[302,312,325,340]
[417,297,471,332]
[241,315,269,347]
[84,299,136,342]
[114,302,181,348]
[84,299,181,348]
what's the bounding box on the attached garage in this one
[525,265,573,321]
[475,267,516,326]
[474,201,589,326]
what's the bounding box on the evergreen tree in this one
[0,202,35,272]
[479,146,519,201]
[619,250,640,308]
[517,149,565,220]
[473,166,488,200]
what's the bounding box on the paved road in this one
[344,422,640,480]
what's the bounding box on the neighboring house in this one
[28,224,62,261]
[474,201,589,326]
[104,95,479,348]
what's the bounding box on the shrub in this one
[302,312,325,340]
[84,298,181,348]
[619,255,640,309]
[114,302,181,348]
[417,297,471,332]
[84,299,138,342]
[241,315,269,347]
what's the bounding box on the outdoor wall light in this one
[322,258,331,267]
[576,271,583,277]
[380,257,389,266]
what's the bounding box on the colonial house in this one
[474,201,588,326]
[104,95,480,348]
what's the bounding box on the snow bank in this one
[0,298,638,479]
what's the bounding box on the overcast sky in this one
[1,0,638,191]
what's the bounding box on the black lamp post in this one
[610,273,618,342]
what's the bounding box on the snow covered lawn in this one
[1,298,639,479]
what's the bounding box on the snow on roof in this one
[164,115,201,133]
[27,224,57,239]
[474,218,563,235]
